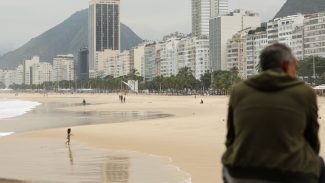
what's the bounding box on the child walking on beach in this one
[66,128,72,145]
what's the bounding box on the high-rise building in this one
[130,43,146,77]
[77,48,89,81]
[192,0,229,37]
[192,0,211,36]
[53,55,75,82]
[209,10,261,71]
[304,11,325,58]
[210,0,229,17]
[15,64,24,85]
[194,37,210,79]
[160,37,181,77]
[31,62,53,85]
[144,42,160,82]
[246,28,268,78]
[226,28,252,79]
[24,56,40,85]
[89,0,120,77]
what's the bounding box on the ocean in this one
[0,99,41,137]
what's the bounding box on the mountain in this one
[274,0,325,19]
[0,9,143,69]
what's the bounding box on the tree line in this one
[9,67,241,94]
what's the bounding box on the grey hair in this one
[259,43,294,71]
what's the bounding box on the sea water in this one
[0,99,41,137]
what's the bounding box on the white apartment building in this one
[24,56,40,85]
[209,9,261,71]
[194,37,210,79]
[96,49,111,78]
[144,42,160,82]
[226,29,251,79]
[267,14,304,59]
[177,37,196,73]
[100,49,131,78]
[130,43,145,77]
[118,50,131,77]
[246,29,268,78]
[31,62,53,85]
[304,11,325,58]
[89,0,120,78]
[1,70,16,87]
[53,55,75,82]
[160,37,181,77]
[291,26,304,60]
[15,64,24,85]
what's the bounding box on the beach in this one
[0,93,324,183]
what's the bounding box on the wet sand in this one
[0,93,324,183]
[0,138,190,183]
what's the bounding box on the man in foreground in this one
[222,43,324,183]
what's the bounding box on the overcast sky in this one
[0,0,286,54]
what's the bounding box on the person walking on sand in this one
[82,99,86,106]
[65,128,72,145]
[124,96,126,103]
[222,43,324,183]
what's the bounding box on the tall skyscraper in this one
[192,0,229,37]
[89,0,120,77]
[77,48,89,81]
[210,0,229,17]
[192,0,211,36]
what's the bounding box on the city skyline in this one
[0,0,286,54]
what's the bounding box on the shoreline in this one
[0,93,324,183]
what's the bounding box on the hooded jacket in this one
[222,70,320,183]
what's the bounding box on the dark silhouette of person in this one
[222,43,325,183]
[200,99,204,104]
[82,99,86,105]
[65,128,72,145]
[124,96,126,103]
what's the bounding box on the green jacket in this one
[222,70,321,183]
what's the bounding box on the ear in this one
[281,61,289,72]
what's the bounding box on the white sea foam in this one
[0,99,41,119]
[0,132,15,137]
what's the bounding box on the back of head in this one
[259,43,294,71]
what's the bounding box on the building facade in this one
[31,62,53,85]
[210,0,229,17]
[192,0,211,36]
[209,10,261,71]
[144,43,160,82]
[304,12,325,58]
[245,28,268,78]
[89,0,120,77]
[77,47,89,80]
[53,55,75,82]
[24,56,40,85]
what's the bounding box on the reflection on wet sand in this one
[0,139,190,183]
[67,145,74,167]
[103,157,129,183]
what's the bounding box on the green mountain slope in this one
[0,9,143,69]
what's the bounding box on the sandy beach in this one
[0,93,324,183]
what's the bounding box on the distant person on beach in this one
[124,96,126,103]
[200,99,203,104]
[222,43,324,183]
[82,99,86,105]
[65,128,72,145]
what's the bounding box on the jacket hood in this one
[245,70,305,92]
